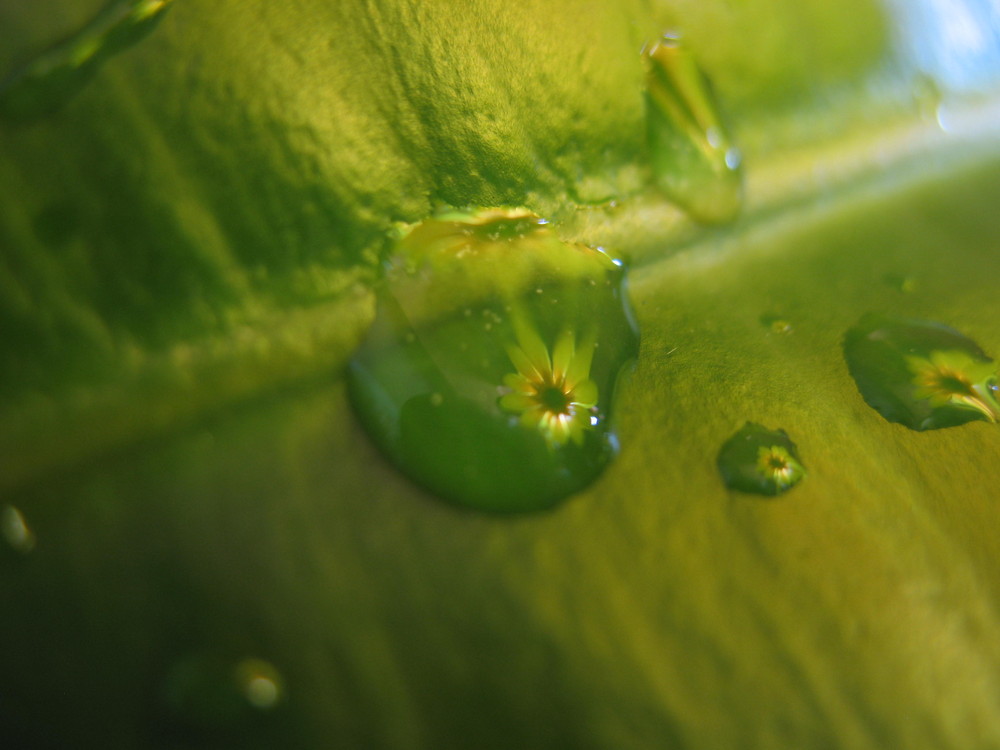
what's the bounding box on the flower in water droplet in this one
[348,207,638,511]
[755,445,806,492]
[718,422,806,496]
[844,314,1000,431]
[499,318,597,448]
[906,349,999,422]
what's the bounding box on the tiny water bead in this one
[643,33,744,224]
[0,0,174,123]
[718,423,807,496]
[347,207,639,512]
[759,313,793,335]
[159,654,284,738]
[844,314,1000,431]
[1,504,36,554]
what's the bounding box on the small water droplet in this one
[717,423,806,496]
[159,654,284,738]
[643,32,744,224]
[1,505,36,554]
[844,314,1000,430]
[348,207,639,512]
[759,314,793,334]
[235,658,283,710]
[882,273,919,293]
[0,0,174,123]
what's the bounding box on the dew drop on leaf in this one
[843,314,1000,430]
[158,654,284,739]
[347,208,640,513]
[717,422,807,496]
[1,504,36,554]
[643,32,744,224]
[759,313,793,334]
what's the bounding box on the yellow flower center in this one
[538,384,572,414]
[498,320,598,448]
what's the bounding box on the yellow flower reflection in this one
[906,349,1000,422]
[499,320,598,448]
[755,445,805,490]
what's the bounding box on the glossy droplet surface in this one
[0,0,174,123]
[348,208,639,512]
[644,33,744,224]
[844,314,1000,430]
[718,422,806,496]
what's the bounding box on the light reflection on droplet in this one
[936,103,954,133]
[235,659,283,711]
[2,505,36,554]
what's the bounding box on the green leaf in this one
[3,1,1000,748]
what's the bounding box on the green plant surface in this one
[0,0,902,497]
[4,1,1000,748]
[5,146,1000,750]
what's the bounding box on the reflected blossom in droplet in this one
[844,314,1000,430]
[906,349,999,422]
[755,445,806,493]
[347,207,639,512]
[499,318,598,448]
[718,422,807,496]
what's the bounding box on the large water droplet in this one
[643,32,744,224]
[348,207,639,512]
[0,0,174,124]
[718,422,807,496]
[844,314,1000,430]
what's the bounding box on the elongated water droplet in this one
[0,0,174,124]
[348,207,639,512]
[718,423,806,496]
[844,314,1000,430]
[643,33,743,224]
